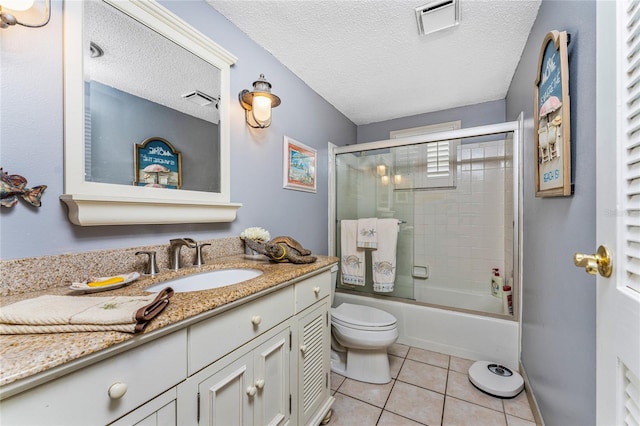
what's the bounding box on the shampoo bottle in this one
[502,278,513,315]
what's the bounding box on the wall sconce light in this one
[238,74,281,128]
[0,0,50,29]
[377,164,387,176]
[394,174,402,185]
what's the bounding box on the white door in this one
[595,1,640,424]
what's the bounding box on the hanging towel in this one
[372,219,399,293]
[357,218,378,249]
[0,287,173,334]
[340,220,365,286]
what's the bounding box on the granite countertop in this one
[0,254,338,391]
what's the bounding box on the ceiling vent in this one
[415,0,459,36]
[182,90,217,107]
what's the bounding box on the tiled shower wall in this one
[413,139,513,296]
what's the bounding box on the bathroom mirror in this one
[61,0,242,225]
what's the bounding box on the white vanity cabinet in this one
[0,267,335,426]
[0,329,188,425]
[177,323,291,425]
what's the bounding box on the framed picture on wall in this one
[534,30,572,197]
[283,136,317,193]
[134,137,182,189]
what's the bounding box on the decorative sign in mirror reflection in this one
[134,138,182,189]
[83,0,221,193]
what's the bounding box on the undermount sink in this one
[145,268,263,293]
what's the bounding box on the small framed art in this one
[283,136,317,193]
[134,137,182,189]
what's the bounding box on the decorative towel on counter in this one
[357,218,378,249]
[372,219,399,293]
[0,287,174,334]
[340,220,365,286]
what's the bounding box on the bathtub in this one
[334,291,520,369]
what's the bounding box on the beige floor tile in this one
[442,397,506,426]
[389,355,404,379]
[449,356,474,374]
[331,372,346,391]
[503,391,534,422]
[407,347,450,369]
[339,378,394,408]
[389,343,410,358]
[330,393,382,426]
[377,410,426,426]
[446,370,503,412]
[397,359,448,394]
[506,414,536,426]
[386,380,444,426]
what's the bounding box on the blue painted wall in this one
[357,99,505,144]
[506,1,597,424]
[0,0,356,260]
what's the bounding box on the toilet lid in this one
[331,303,397,328]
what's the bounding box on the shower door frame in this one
[328,117,524,321]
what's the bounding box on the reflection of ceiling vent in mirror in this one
[415,0,459,36]
[182,90,217,107]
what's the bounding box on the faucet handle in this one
[135,251,159,275]
[194,243,212,266]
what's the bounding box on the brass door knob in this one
[573,245,612,278]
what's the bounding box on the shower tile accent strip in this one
[330,343,538,426]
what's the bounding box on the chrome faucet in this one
[169,238,197,270]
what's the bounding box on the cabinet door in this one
[295,300,331,426]
[110,387,177,426]
[253,328,291,426]
[197,352,254,426]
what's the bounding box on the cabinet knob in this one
[313,286,321,295]
[108,382,128,400]
[300,345,307,354]
[255,379,265,389]
[251,315,262,325]
[246,385,258,397]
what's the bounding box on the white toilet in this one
[330,265,399,384]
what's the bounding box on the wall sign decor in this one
[283,136,317,193]
[534,30,572,197]
[134,137,182,189]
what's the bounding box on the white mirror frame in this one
[60,0,242,226]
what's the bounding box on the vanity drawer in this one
[0,330,187,426]
[295,270,331,313]
[188,286,294,374]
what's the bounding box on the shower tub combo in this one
[329,120,523,368]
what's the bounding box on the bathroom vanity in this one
[0,260,335,425]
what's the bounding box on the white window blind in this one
[624,0,640,294]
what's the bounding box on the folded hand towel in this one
[372,219,399,293]
[340,220,365,286]
[0,287,173,334]
[357,218,378,249]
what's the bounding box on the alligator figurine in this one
[244,236,317,264]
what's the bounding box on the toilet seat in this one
[331,303,397,331]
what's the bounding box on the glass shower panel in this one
[335,149,415,300]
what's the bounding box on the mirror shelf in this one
[62,0,241,226]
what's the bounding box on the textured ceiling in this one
[208,0,541,125]
[85,1,221,124]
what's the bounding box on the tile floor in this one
[329,343,537,426]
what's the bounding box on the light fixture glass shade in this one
[381,175,389,185]
[238,74,281,128]
[394,174,402,184]
[252,94,272,124]
[377,164,386,176]
[0,0,34,11]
